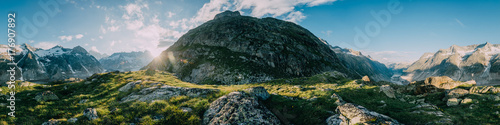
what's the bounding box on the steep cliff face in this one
[144,11,359,85]
[403,42,500,85]
[0,44,103,83]
[99,51,154,72]
[330,46,393,82]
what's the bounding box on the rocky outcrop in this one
[83,108,99,120]
[99,51,154,72]
[118,80,142,92]
[203,91,281,125]
[380,85,396,98]
[144,10,358,85]
[34,91,59,102]
[120,85,219,103]
[327,103,401,125]
[403,42,500,85]
[446,88,469,99]
[244,86,270,100]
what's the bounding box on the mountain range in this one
[402,42,500,85]
[0,44,103,83]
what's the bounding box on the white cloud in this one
[167,11,176,18]
[126,20,144,30]
[29,40,35,43]
[284,11,306,23]
[75,34,84,39]
[91,46,99,52]
[108,26,120,32]
[58,35,73,41]
[100,25,107,34]
[110,41,116,46]
[35,42,58,49]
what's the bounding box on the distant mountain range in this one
[402,42,500,85]
[0,44,103,83]
[99,51,154,72]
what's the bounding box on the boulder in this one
[202,91,281,125]
[41,119,62,125]
[446,88,469,99]
[83,108,99,120]
[245,86,270,101]
[327,103,401,125]
[424,76,472,89]
[34,91,59,102]
[380,85,396,98]
[331,93,346,105]
[67,118,78,123]
[461,98,472,104]
[118,80,142,92]
[180,107,192,112]
[361,76,370,82]
[446,98,460,106]
[326,114,348,125]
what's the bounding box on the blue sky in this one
[1,0,499,63]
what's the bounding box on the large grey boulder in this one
[118,80,142,92]
[83,108,99,120]
[380,85,396,98]
[327,103,401,125]
[202,91,281,125]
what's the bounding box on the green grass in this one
[1,70,499,125]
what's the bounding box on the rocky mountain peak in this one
[144,10,359,84]
[72,46,89,54]
[214,10,241,19]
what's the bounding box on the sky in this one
[1,0,499,64]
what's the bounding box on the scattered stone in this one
[361,76,371,82]
[446,98,460,106]
[326,114,348,125]
[67,118,78,123]
[180,107,192,112]
[327,103,401,125]
[83,108,99,120]
[79,99,88,104]
[41,119,62,125]
[380,85,396,98]
[202,91,281,125]
[244,86,270,101]
[461,98,472,104]
[307,96,318,101]
[34,91,59,102]
[331,93,345,105]
[119,80,142,92]
[446,88,469,99]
